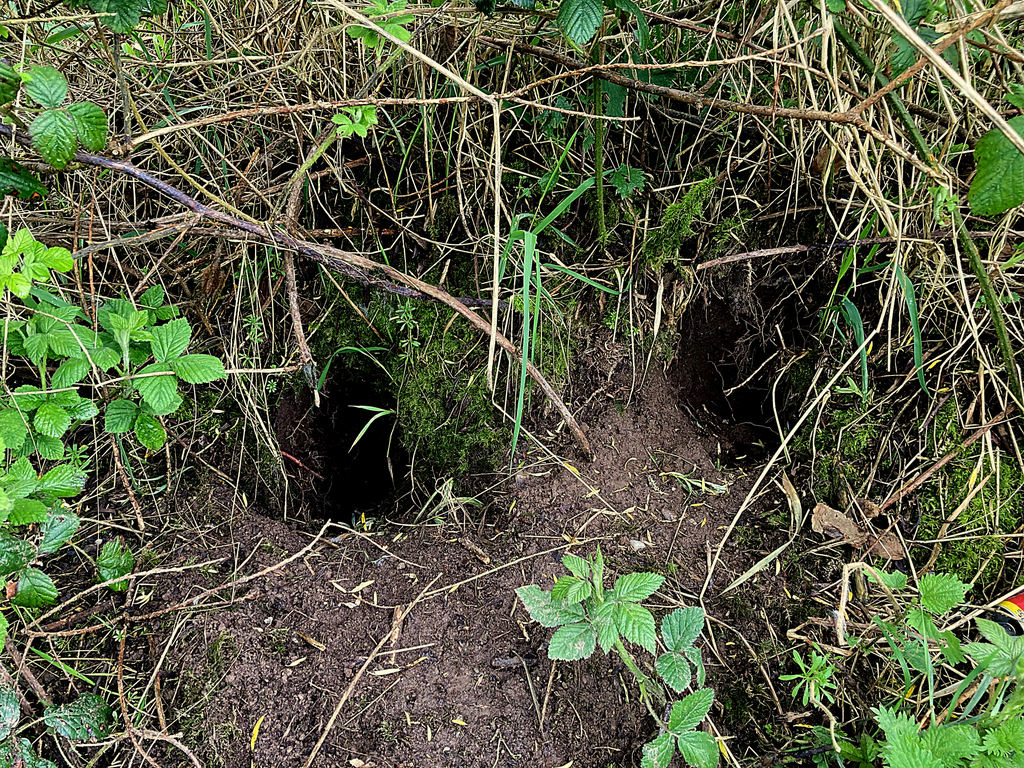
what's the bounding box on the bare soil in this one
[134,339,796,768]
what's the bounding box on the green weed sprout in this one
[516,546,719,768]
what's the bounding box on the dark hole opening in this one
[274,370,408,524]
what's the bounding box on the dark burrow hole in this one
[671,292,812,463]
[273,370,409,524]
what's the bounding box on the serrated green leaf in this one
[43,692,114,741]
[609,163,645,199]
[675,730,719,768]
[41,245,73,272]
[0,686,19,740]
[90,0,146,32]
[919,724,980,765]
[556,0,603,46]
[0,613,7,655]
[104,398,138,434]
[669,688,715,732]
[562,553,590,579]
[663,606,704,651]
[593,601,618,653]
[9,499,48,525]
[0,157,48,200]
[606,0,649,50]
[591,544,604,592]
[22,66,68,108]
[612,571,664,603]
[66,102,107,152]
[38,463,86,497]
[0,533,34,575]
[0,737,57,768]
[59,394,98,422]
[516,585,586,627]
[149,317,190,362]
[551,575,592,604]
[13,568,58,607]
[33,402,71,438]
[52,359,91,390]
[97,539,134,591]
[39,511,80,554]
[170,353,225,384]
[548,621,597,661]
[657,651,692,693]
[134,363,180,415]
[684,645,706,686]
[614,602,657,653]
[0,63,19,105]
[969,116,1024,216]
[133,412,165,451]
[139,284,165,307]
[30,109,77,170]
[34,435,65,460]
[2,458,38,499]
[641,732,676,768]
[0,410,29,453]
[919,572,967,615]
[867,569,908,591]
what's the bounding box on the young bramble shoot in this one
[517,547,718,768]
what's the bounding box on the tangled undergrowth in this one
[1,0,1024,765]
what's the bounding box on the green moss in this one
[914,415,1024,583]
[643,176,717,270]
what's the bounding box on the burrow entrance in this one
[273,371,409,524]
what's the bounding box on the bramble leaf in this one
[67,102,108,151]
[39,463,86,497]
[614,602,657,653]
[663,606,704,651]
[34,402,71,438]
[548,621,597,661]
[669,688,715,732]
[0,533,34,575]
[22,66,68,108]
[9,499,48,525]
[30,109,77,169]
[149,317,191,362]
[0,158,48,200]
[39,511,80,554]
[551,575,592,604]
[657,651,692,693]
[562,553,590,579]
[612,571,664,602]
[675,730,719,768]
[969,116,1024,216]
[516,584,585,627]
[169,354,226,384]
[134,363,180,415]
[133,412,166,451]
[105,399,139,434]
[97,539,134,591]
[641,732,676,768]
[0,63,19,104]
[13,568,58,607]
[43,693,114,741]
[0,685,18,740]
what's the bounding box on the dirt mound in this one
[148,359,770,767]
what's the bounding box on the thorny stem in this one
[833,19,1023,406]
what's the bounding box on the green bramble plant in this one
[790,569,1024,768]
[516,547,719,768]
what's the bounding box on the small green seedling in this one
[517,547,719,768]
